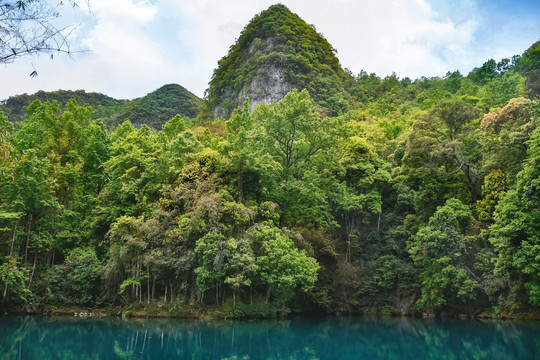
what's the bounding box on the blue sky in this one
[1,0,539,101]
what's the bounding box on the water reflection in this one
[0,315,538,359]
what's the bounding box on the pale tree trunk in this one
[265,286,272,304]
[147,265,150,304]
[164,285,167,304]
[346,213,355,263]
[24,213,32,263]
[28,255,37,288]
[4,220,20,299]
[9,219,19,257]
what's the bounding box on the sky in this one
[1,0,539,101]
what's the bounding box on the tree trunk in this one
[216,280,219,305]
[9,219,19,257]
[28,255,37,288]
[265,286,272,304]
[24,214,32,263]
[147,265,150,304]
[6,220,21,298]
[3,263,9,300]
[164,284,167,304]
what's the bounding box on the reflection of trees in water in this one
[0,316,538,359]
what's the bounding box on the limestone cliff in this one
[206,4,353,119]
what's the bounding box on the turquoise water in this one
[0,316,539,359]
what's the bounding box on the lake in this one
[0,315,538,359]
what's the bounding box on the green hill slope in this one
[0,84,201,129]
[0,89,127,123]
[104,84,201,129]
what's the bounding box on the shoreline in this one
[5,303,540,321]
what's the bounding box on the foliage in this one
[518,40,540,97]
[0,7,539,316]
[104,84,201,129]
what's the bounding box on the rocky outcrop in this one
[207,4,352,119]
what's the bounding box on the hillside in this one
[518,39,540,97]
[103,84,201,129]
[206,4,353,118]
[0,89,127,123]
[0,84,201,129]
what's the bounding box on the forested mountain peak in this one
[103,83,201,129]
[0,83,201,129]
[0,89,127,123]
[205,3,353,118]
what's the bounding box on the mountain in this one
[0,84,201,129]
[103,84,201,129]
[0,89,127,123]
[518,39,540,97]
[205,4,353,118]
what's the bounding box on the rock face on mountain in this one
[206,4,353,118]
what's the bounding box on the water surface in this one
[0,315,538,359]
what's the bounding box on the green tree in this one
[518,40,540,97]
[408,199,479,311]
[225,238,258,306]
[254,89,339,226]
[489,127,540,306]
[481,97,536,183]
[250,224,319,304]
[225,99,258,203]
[194,231,229,303]
[401,99,481,218]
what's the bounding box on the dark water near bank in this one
[0,316,539,359]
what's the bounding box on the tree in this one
[489,127,540,306]
[254,89,339,226]
[0,112,18,181]
[1,1,89,65]
[250,224,319,304]
[225,238,257,306]
[481,97,536,183]
[226,99,257,204]
[401,99,481,218]
[408,199,479,312]
[194,231,229,303]
[517,40,540,97]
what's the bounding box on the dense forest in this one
[0,4,539,318]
